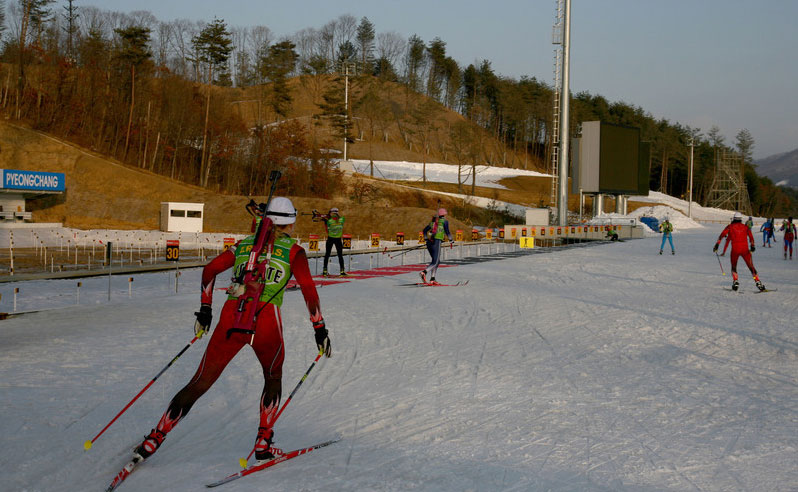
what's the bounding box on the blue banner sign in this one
[0,169,65,192]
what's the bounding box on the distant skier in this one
[745,216,754,230]
[659,218,675,255]
[420,208,454,285]
[605,229,619,241]
[131,198,331,467]
[319,207,347,277]
[780,217,795,260]
[714,211,766,291]
[760,219,773,247]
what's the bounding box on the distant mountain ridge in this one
[755,148,798,188]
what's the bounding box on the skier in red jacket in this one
[132,197,331,466]
[713,211,766,291]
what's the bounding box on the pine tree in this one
[261,40,298,119]
[114,26,152,161]
[735,128,755,164]
[15,0,54,118]
[61,0,78,61]
[0,1,7,40]
[426,37,446,101]
[405,35,425,94]
[192,18,233,187]
[317,74,354,151]
[355,17,375,74]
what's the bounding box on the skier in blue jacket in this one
[760,219,773,247]
[420,208,454,285]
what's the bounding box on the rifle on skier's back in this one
[227,170,282,339]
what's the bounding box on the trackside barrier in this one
[0,226,643,314]
[502,223,644,245]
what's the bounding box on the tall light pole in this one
[343,62,353,162]
[688,137,694,218]
[556,0,572,226]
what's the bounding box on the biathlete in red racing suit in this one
[133,197,331,464]
[780,217,795,259]
[713,213,765,291]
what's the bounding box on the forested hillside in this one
[0,2,794,215]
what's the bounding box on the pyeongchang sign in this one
[0,169,65,192]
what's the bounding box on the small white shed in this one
[160,202,204,232]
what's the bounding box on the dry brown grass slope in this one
[0,120,486,238]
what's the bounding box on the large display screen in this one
[598,123,640,194]
[576,121,647,195]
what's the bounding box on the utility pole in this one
[688,137,694,218]
[342,62,356,162]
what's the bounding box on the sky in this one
[91,0,798,159]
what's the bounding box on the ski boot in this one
[339,271,349,277]
[419,270,427,283]
[429,277,440,286]
[133,428,166,461]
[254,427,276,464]
[659,250,663,255]
[322,268,329,277]
[755,279,766,292]
[672,250,675,255]
[731,280,739,291]
[253,427,284,465]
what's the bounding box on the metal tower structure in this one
[550,0,564,207]
[705,150,752,215]
[551,0,571,226]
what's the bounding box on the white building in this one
[160,202,204,233]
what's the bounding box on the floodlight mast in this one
[688,137,694,218]
[556,0,572,226]
[343,62,355,162]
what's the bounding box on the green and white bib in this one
[228,233,296,307]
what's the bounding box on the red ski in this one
[105,455,144,492]
[398,280,469,287]
[205,439,340,488]
[420,280,468,287]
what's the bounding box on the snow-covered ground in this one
[629,191,774,225]
[349,159,550,189]
[344,160,769,227]
[1,226,796,491]
[347,159,545,219]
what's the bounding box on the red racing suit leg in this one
[250,302,285,430]
[729,249,757,281]
[152,298,286,436]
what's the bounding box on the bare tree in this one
[319,20,336,64]
[377,31,406,69]
[334,14,357,51]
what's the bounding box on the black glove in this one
[712,243,719,253]
[194,304,212,338]
[313,319,331,357]
[750,245,755,253]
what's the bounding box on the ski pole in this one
[84,334,204,450]
[715,252,725,276]
[241,350,324,467]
